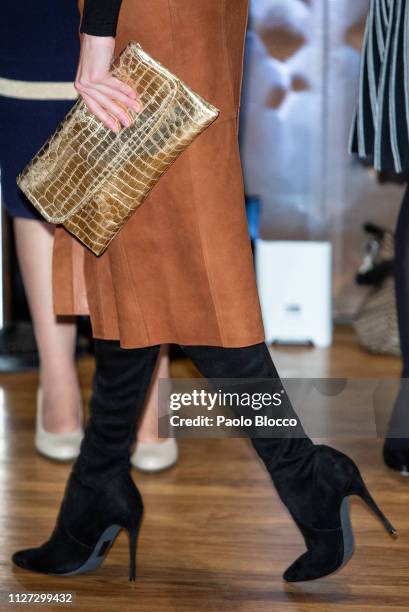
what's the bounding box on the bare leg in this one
[13,218,81,432]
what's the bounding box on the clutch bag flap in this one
[16,41,220,255]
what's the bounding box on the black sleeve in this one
[80,0,123,37]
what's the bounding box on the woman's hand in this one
[75,34,142,133]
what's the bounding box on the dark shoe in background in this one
[383,438,409,475]
[383,380,409,475]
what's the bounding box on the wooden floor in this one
[0,326,408,611]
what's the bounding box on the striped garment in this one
[349,0,409,173]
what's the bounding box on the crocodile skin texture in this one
[16,42,220,256]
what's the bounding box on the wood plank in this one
[0,326,407,611]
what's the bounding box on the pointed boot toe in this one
[282,521,346,582]
[11,522,94,576]
[283,552,311,582]
[12,549,32,571]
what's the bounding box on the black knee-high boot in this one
[181,342,314,477]
[12,340,160,580]
[181,342,396,582]
[12,340,396,583]
[73,340,160,483]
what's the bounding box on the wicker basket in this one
[353,227,400,356]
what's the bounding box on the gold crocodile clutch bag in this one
[16,41,219,256]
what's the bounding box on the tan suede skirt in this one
[52,0,265,349]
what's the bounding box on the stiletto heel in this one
[279,444,397,582]
[12,471,144,578]
[349,470,397,535]
[128,525,139,581]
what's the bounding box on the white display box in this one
[255,240,333,347]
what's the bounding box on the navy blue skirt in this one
[0,1,80,219]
